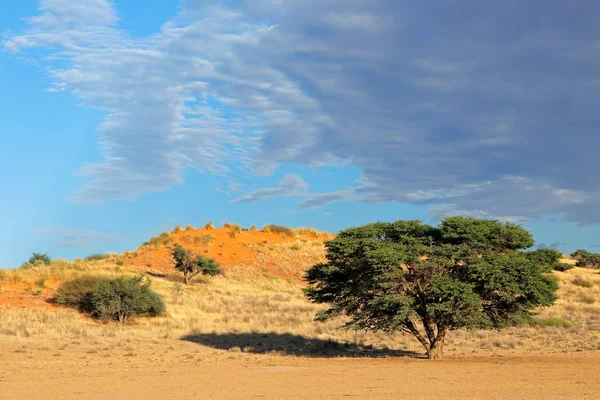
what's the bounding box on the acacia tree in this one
[304,217,558,359]
[171,245,221,284]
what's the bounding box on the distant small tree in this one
[28,252,51,265]
[171,245,221,284]
[305,217,558,359]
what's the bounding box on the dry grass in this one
[1,248,600,358]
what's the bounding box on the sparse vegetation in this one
[194,234,216,246]
[204,221,214,230]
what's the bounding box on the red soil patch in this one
[124,227,329,279]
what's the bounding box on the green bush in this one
[553,263,574,272]
[84,253,109,262]
[28,252,51,265]
[571,249,600,268]
[54,276,165,324]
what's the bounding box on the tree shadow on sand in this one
[181,332,423,358]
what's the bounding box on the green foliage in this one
[571,249,600,268]
[84,253,109,262]
[304,217,558,359]
[115,259,124,266]
[524,248,562,272]
[55,276,165,324]
[171,245,221,284]
[263,224,294,236]
[553,263,574,272]
[28,252,51,266]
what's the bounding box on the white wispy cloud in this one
[5,0,600,224]
[231,174,307,203]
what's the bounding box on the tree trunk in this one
[184,274,189,285]
[426,339,444,359]
[426,328,446,360]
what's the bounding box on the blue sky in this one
[1,0,600,268]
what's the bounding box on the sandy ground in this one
[2,340,599,400]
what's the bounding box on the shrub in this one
[185,224,195,231]
[55,276,165,324]
[28,253,51,265]
[553,263,574,272]
[250,225,257,232]
[172,225,183,234]
[204,221,214,230]
[115,259,124,266]
[193,234,216,246]
[263,224,294,236]
[294,227,319,237]
[84,253,109,262]
[571,249,600,268]
[225,223,241,238]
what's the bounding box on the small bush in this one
[115,259,124,266]
[204,221,214,230]
[28,253,51,266]
[55,276,165,324]
[250,225,257,231]
[172,225,183,234]
[263,224,294,236]
[84,253,109,262]
[572,276,594,288]
[553,263,574,272]
[185,224,195,231]
[194,234,216,246]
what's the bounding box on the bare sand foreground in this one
[2,341,599,400]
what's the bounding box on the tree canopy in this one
[304,217,559,359]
